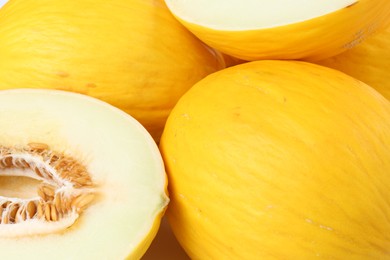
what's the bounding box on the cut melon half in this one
[0,89,169,259]
[165,0,390,60]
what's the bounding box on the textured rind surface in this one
[316,26,390,100]
[160,60,390,259]
[0,0,224,141]
[165,0,390,61]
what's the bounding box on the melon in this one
[160,60,390,259]
[316,26,390,100]
[0,0,225,141]
[164,0,390,61]
[0,0,7,8]
[0,89,169,259]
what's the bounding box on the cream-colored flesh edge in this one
[0,0,7,9]
[0,89,169,259]
[165,0,358,30]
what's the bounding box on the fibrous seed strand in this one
[0,143,95,228]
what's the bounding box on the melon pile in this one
[0,0,390,259]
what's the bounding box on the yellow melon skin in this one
[0,0,224,141]
[165,0,390,61]
[159,60,390,259]
[316,26,390,101]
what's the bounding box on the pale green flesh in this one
[0,89,168,259]
[165,0,358,30]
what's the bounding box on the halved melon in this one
[0,89,169,259]
[165,0,390,61]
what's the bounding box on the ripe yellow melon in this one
[0,0,225,141]
[160,60,390,259]
[316,26,390,100]
[165,0,390,61]
[0,89,169,259]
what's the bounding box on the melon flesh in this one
[0,89,169,259]
[165,0,357,30]
[0,0,7,8]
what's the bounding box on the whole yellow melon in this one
[160,60,390,259]
[165,0,390,61]
[0,0,224,141]
[316,26,390,100]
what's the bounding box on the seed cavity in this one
[0,143,96,237]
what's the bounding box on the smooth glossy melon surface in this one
[165,0,390,60]
[0,89,169,259]
[160,60,390,259]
